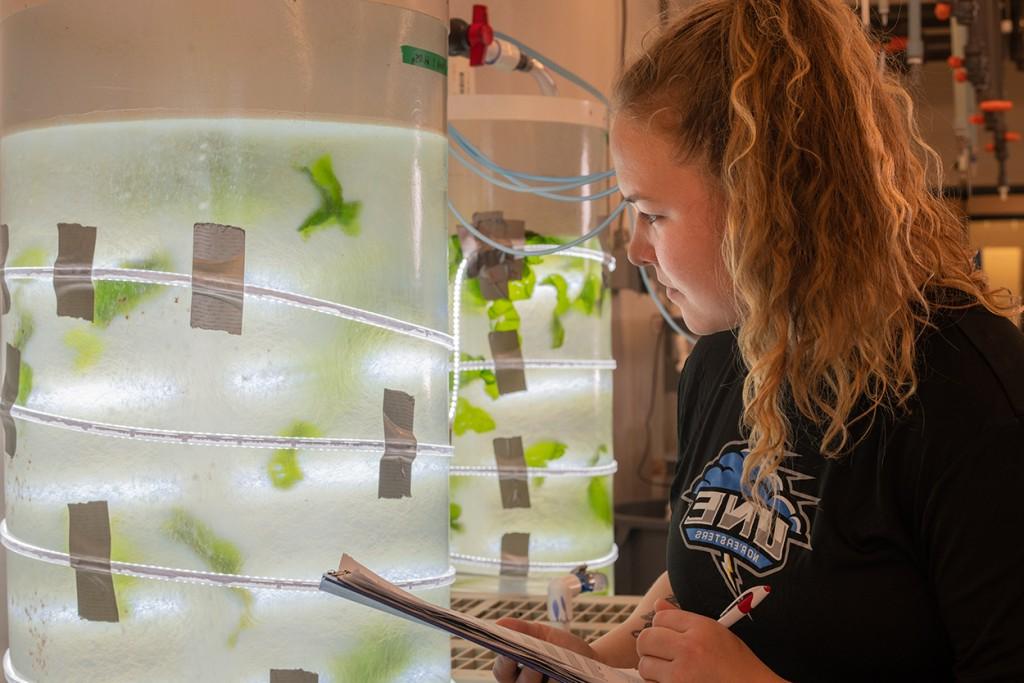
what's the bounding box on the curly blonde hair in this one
[614,0,1017,495]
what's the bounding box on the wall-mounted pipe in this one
[907,0,925,80]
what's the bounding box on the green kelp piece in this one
[524,440,567,468]
[450,502,464,533]
[108,522,146,620]
[268,451,302,489]
[523,232,564,266]
[297,154,362,239]
[226,589,256,648]
[526,440,567,488]
[93,253,172,328]
[588,476,614,527]
[463,278,488,309]
[267,420,322,490]
[549,316,565,350]
[164,508,244,575]
[540,274,571,349]
[453,397,496,436]
[16,362,33,406]
[507,262,536,301]
[459,353,499,400]
[331,627,414,683]
[573,267,605,317]
[524,232,587,270]
[448,234,464,280]
[12,313,35,405]
[487,298,520,333]
[542,274,571,315]
[164,509,254,646]
[525,232,563,246]
[12,312,34,350]
[64,328,103,371]
[10,247,48,268]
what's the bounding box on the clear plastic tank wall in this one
[449,96,617,594]
[0,1,451,680]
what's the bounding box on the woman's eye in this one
[639,211,660,225]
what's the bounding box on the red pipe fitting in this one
[980,100,1014,113]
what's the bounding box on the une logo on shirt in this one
[680,442,818,591]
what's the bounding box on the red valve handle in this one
[468,4,494,67]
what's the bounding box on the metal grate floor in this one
[450,592,642,681]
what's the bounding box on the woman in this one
[493,0,1024,681]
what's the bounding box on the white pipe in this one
[484,38,522,71]
[907,0,924,66]
[951,17,974,177]
[483,39,559,96]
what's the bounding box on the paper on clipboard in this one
[319,555,643,683]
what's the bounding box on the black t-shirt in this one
[667,307,1024,682]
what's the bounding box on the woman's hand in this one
[492,617,603,682]
[634,599,785,683]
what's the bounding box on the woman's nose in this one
[627,221,655,268]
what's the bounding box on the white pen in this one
[716,585,771,628]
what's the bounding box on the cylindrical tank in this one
[0,1,452,680]
[448,95,617,594]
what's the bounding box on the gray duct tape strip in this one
[1,344,19,458]
[493,437,530,509]
[458,211,525,300]
[54,223,97,321]
[499,532,530,594]
[67,501,119,623]
[270,670,318,683]
[488,330,527,395]
[0,224,10,315]
[378,389,417,499]
[191,223,245,335]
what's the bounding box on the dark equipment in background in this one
[614,500,670,596]
[867,1,1024,198]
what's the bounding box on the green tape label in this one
[401,45,447,76]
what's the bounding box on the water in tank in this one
[448,95,618,594]
[0,1,452,680]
